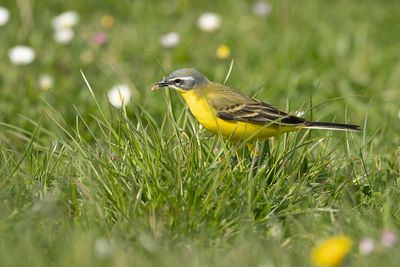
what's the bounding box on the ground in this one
[0,0,399,266]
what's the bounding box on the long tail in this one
[304,121,361,132]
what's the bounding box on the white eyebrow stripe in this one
[170,76,195,81]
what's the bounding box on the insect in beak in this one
[150,80,170,91]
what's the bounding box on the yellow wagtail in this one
[151,68,360,142]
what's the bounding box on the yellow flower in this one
[101,15,114,29]
[216,45,230,60]
[311,235,353,267]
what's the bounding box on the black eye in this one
[174,79,181,84]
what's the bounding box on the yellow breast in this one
[179,90,294,141]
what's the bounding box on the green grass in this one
[1,0,400,266]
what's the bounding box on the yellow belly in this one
[179,90,297,141]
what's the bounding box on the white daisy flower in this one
[51,11,79,30]
[8,45,35,65]
[0,6,10,26]
[197,12,221,32]
[159,32,180,48]
[252,1,272,17]
[39,75,54,91]
[107,84,132,108]
[358,237,374,255]
[53,28,74,44]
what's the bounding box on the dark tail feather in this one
[304,121,361,132]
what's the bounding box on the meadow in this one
[0,0,400,266]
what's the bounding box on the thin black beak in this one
[151,80,170,91]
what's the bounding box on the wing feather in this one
[204,83,306,126]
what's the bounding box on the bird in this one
[151,68,360,142]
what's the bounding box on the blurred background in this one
[1,0,399,146]
[1,1,400,266]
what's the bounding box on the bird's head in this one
[151,68,209,92]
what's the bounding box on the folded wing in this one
[205,83,306,126]
[217,101,306,126]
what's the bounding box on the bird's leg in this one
[230,140,244,167]
[247,142,259,177]
[229,140,247,168]
[247,142,265,172]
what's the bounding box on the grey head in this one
[152,68,210,91]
